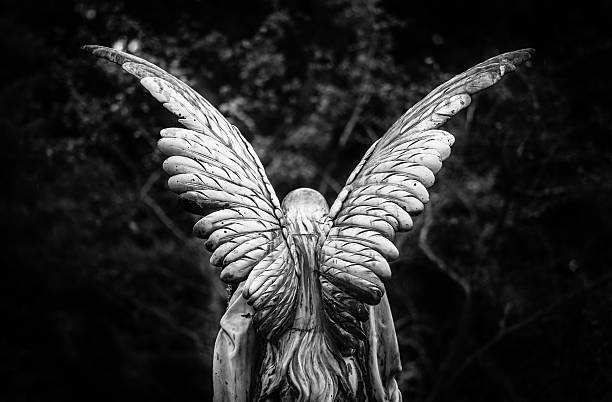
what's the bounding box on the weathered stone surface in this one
[84,45,532,401]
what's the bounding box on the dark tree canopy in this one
[1,0,611,401]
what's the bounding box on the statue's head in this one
[266,187,340,400]
[281,188,329,219]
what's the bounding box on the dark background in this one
[1,0,611,401]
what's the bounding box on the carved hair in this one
[259,328,350,401]
[257,225,355,401]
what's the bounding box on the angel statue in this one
[83,45,533,401]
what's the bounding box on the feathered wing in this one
[84,46,297,339]
[320,49,534,329]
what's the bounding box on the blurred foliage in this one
[1,0,611,401]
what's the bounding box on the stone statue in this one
[84,45,533,401]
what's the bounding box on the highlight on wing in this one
[84,45,533,401]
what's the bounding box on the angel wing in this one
[320,49,534,328]
[83,45,298,340]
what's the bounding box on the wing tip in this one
[81,44,96,53]
[494,48,535,75]
[81,44,127,65]
[464,48,535,93]
[81,44,110,57]
[503,48,535,67]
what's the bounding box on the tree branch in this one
[338,92,371,147]
[112,286,206,353]
[419,203,472,402]
[418,206,470,294]
[446,272,612,388]
[140,171,188,242]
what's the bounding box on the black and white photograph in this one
[1,0,611,401]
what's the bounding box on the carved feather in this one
[323,49,534,306]
[85,45,533,401]
[83,45,299,340]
